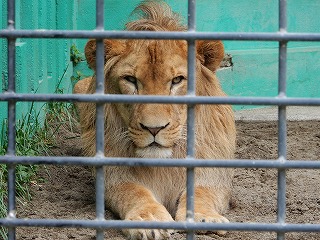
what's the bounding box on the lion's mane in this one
[75,2,236,238]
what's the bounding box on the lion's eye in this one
[124,75,137,84]
[171,75,185,85]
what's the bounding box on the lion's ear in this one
[196,40,224,72]
[84,39,125,70]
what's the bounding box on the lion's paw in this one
[194,212,229,236]
[124,205,174,240]
[125,227,173,240]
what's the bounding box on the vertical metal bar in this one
[277,0,287,240]
[95,0,105,239]
[7,0,16,239]
[186,1,196,240]
[96,0,104,30]
[279,0,287,32]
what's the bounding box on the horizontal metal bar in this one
[1,218,320,233]
[1,29,320,41]
[0,93,320,106]
[1,155,320,169]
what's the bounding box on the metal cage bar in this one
[277,0,288,239]
[6,0,17,239]
[186,1,197,239]
[1,29,320,41]
[1,218,320,233]
[94,0,106,239]
[2,93,320,106]
[1,0,320,239]
[1,155,320,169]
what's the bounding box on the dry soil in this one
[16,120,320,240]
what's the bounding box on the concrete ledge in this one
[235,106,320,121]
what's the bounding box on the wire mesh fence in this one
[0,0,320,240]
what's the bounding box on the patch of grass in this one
[0,103,53,238]
[46,85,79,138]
[0,88,77,239]
[0,164,7,240]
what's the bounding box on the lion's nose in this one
[140,123,169,137]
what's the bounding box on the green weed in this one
[0,103,51,238]
[0,88,77,239]
[0,164,7,239]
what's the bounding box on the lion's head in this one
[76,1,235,160]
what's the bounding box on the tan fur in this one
[75,1,236,239]
[73,77,91,112]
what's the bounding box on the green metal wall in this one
[1,0,320,128]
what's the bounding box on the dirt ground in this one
[16,120,320,240]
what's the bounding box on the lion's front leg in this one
[107,183,174,240]
[175,186,230,236]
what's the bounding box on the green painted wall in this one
[1,0,77,127]
[1,0,319,131]
[75,0,320,110]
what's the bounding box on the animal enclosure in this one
[0,0,320,240]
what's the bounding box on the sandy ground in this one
[16,120,320,240]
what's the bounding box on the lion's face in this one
[108,40,188,158]
[84,38,225,158]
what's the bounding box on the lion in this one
[74,1,236,239]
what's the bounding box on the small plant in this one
[47,72,78,133]
[71,70,86,86]
[70,43,84,66]
[0,119,7,155]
